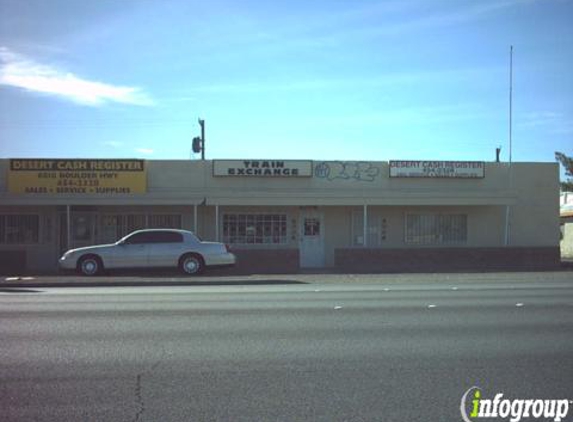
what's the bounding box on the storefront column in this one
[215,205,219,242]
[363,204,368,247]
[66,205,71,250]
[193,204,198,233]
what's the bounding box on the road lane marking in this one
[334,305,343,310]
[428,304,437,308]
[515,303,524,307]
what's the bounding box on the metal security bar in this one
[352,210,387,247]
[148,214,182,229]
[100,214,182,243]
[0,215,40,244]
[405,214,467,245]
[223,213,287,244]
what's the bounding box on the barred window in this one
[0,215,40,244]
[148,214,182,229]
[100,214,181,242]
[125,214,147,236]
[223,213,287,244]
[101,214,145,241]
[352,211,387,246]
[405,214,467,245]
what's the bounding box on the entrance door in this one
[59,212,96,254]
[299,210,325,268]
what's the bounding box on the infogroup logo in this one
[460,386,571,422]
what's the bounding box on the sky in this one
[0,0,571,166]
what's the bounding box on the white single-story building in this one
[0,158,561,274]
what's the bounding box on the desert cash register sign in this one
[8,159,147,194]
[460,386,571,422]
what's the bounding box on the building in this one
[0,158,561,274]
[560,191,573,258]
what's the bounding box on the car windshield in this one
[116,235,130,244]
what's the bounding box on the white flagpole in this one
[504,45,513,246]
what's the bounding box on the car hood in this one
[66,244,117,255]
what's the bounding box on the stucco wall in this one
[0,159,561,273]
[561,222,573,258]
[509,163,560,247]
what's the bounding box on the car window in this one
[124,231,183,244]
[153,231,183,243]
[123,232,155,244]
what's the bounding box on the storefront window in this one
[223,213,287,244]
[0,215,40,244]
[405,214,467,244]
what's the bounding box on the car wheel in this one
[179,254,205,275]
[77,255,102,276]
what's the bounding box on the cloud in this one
[247,0,544,51]
[135,148,154,155]
[191,67,499,94]
[0,47,153,106]
[103,141,123,148]
[518,111,572,134]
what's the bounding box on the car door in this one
[146,231,184,268]
[112,231,152,268]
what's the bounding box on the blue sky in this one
[0,0,571,166]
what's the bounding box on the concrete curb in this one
[2,270,573,289]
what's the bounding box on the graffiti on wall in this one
[314,161,380,182]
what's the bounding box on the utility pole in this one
[509,45,513,165]
[504,45,513,246]
[192,119,206,160]
[198,118,205,160]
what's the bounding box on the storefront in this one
[0,158,561,274]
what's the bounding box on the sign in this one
[8,159,147,194]
[213,160,313,177]
[389,160,485,178]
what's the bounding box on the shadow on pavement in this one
[1,279,308,288]
[0,288,43,293]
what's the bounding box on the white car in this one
[59,229,236,276]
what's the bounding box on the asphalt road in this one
[1,275,572,422]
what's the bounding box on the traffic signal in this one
[192,136,202,153]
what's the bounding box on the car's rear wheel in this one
[77,255,103,276]
[179,253,205,275]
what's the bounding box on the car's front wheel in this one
[77,255,103,276]
[179,254,205,275]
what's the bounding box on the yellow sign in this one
[8,159,147,194]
